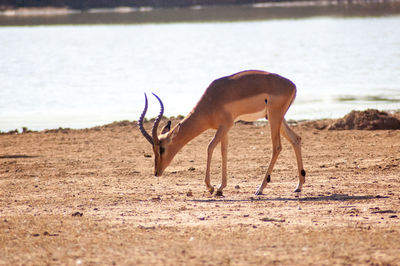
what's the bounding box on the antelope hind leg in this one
[280,120,305,192]
[255,110,283,195]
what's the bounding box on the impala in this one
[138,70,306,196]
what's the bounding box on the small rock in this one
[260,217,285,223]
[186,191,193,197]
[371,210,396,214]
[43,231,59,236]
[151,196,161,201]
[235,185,240,189]
[72,211,83,217]
[138,225,156,230]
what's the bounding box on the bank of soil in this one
[1,113,399,265]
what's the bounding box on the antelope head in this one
[138,93,180,176]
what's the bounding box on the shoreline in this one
[2,0,400,17]
[1,109,399,134]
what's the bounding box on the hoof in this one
[255,187,264,196]
[215,191,223,197]
[294,188,302,193]
[208,187,215,195]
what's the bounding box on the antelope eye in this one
[160,146,165,155]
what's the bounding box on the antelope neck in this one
[171,110,210,150]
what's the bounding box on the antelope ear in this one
[169,123,180,139]
[161,120,171,134]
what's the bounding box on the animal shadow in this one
[190,193,386,203]
[0,154,38,159]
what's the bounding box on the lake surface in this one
[1,3,400,131]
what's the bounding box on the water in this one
[1,4,400,131]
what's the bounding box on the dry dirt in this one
[327,109,400,130]
[1,115,400,265]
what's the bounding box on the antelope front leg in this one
[205,149,214,195]
[205,124,231,195]
[215,133,229,197]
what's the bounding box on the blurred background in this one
[1,0,399,131]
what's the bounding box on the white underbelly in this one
[234,107,267,122]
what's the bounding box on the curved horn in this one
[138,93,154,146]
[151,93,164,145]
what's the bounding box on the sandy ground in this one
[0,117,399,265]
